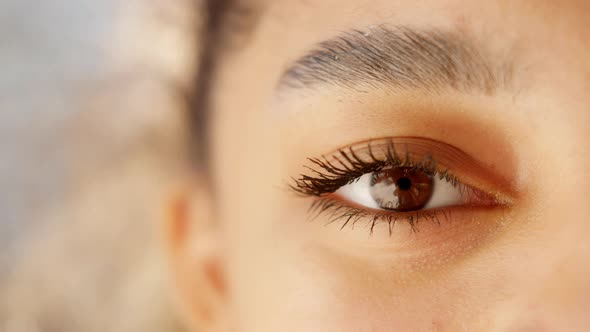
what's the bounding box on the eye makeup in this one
[290,137,513,235]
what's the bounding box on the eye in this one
[290,137,512,233]
[336,166,461,212]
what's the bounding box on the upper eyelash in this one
[290,139,458,197]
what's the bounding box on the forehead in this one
[228,0,589,57]
[215,0,590,106]
[257,0,589,23]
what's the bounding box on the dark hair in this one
[190,0,259,170]
[189,0,233,170]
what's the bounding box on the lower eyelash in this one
[309,197,453,235]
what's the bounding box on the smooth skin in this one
[166,1,590,331]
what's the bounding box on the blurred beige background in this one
[0,1,197,330]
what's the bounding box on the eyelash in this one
[307,197,452,235]
[290,140,477,234]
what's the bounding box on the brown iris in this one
[369,167,434,211]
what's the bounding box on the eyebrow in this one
[277,26,511,95]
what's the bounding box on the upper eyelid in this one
[290,137,516,202]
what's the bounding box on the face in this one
[170,1,590,331]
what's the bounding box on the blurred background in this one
[0,0,197,330]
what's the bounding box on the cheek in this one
[223,212,503,332]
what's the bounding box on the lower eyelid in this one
[316,181,506,235]
[315,196,434,226]
[306,198,513,264]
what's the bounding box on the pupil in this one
[369,167,434,212]
[396,177,412,191]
